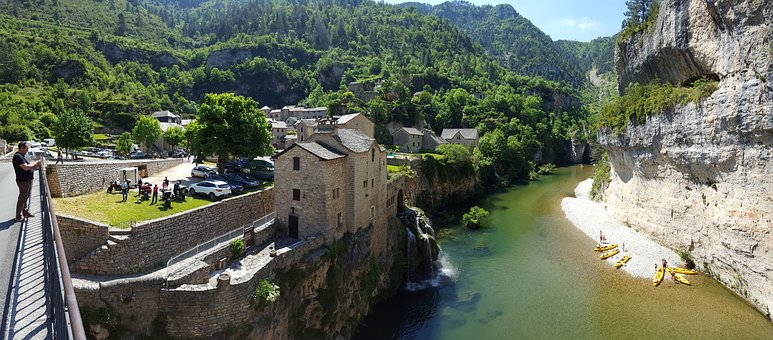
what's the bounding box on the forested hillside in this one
[0,0,610,181]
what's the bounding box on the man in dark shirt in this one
[13,142,41,222]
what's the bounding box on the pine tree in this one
[622,0,653,28]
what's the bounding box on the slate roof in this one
[152,110,179,119]
[441,128,479,140]
[297,142,344,160]
[260,105,271,110]
[336,113,361,124]
[299,119,318,127]
[334,128,374,153]
[271,121,288,129]
[400,127,423,136]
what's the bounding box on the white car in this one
[188,180,231,200]
[191,165,217,178]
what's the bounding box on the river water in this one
[355,166,773,339]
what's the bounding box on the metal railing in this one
[164,212,276,285]
[39,160,87,340]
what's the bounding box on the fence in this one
[164,212,276,285]
[39,160,87,339]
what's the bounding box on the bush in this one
[229,239,245,261]
[463,206,489,229]
[537,163,556,175]
[676,248,696,269]
[0,124,33,142]
[251,279,280,306]
[590,153,611,200]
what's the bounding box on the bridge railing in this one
[39,161,87,340]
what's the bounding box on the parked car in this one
[208,174,244,193]
[191,165,217,178]
[224,173,260,189]
[188,180,232,200]
[243,159,274,180]
[42,138,56,147]
[130,151,147,159]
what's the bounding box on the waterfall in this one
[422,233,434,283]
[405,227,415,285]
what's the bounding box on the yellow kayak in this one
[668,267,698,275]
[600,249,620,260]
[594,243,618,252]
[615,255,631,269]
[653,266,665,286]
[673,273,691,285]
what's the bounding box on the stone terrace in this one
[46,158,184,197]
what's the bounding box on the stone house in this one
[271,121,295,148]
[153,111,185,153]
[422,129,447,151]
[295,119,318,142]
[392,127,424,153]
[441,128,480,148]
[152,110,181,124]
[336,113,374,139]
[273,128,387,243]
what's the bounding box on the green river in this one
[355,165,773,339]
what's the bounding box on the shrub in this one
[590,153,611,200]
[229,239,245,261]
[463,206,489,229]
[537,163,556,175]
[251,279,280,306]
[676,248,696,269]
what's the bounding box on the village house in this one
[392,127,424,153]
[271,121,295,148]
[273,127,387,242]
[336,113,375,138]
[441,128,480,148]
[152,110,186,153]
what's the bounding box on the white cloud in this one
[562,16,598,30]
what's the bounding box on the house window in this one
[292,189,300,201]
[293,157,300,170]
[337,212,342,228]
[371,179,374,187]
[372,149,375,162]
[370,206,375,219]
[363,180,368,188]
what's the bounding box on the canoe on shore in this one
[600,249,620,260]
[668,267,698,275]
[653,266,665,287]
[673,273,691,285]
[615,255,631,269]
[594,244,618,252]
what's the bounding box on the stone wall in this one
[74,188,274,275]
[46,158,184,197]
[57,214,110,265]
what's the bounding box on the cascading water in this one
[405,227,415,285]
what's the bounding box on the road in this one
[0,162,22,332]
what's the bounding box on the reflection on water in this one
[355,166,773,340]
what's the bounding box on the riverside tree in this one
[52,108,94,159]
[186,93,272,173]
[132,115,162,153]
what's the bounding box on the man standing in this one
[56,149,63,164]
[13,142,41,222]
[151,184,159,205]
[121,180,129,202]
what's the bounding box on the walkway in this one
[0,161,53,339]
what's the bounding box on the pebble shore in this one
[561,179,681,279]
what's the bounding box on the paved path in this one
[0,163,23,335]
[1,163,53,339]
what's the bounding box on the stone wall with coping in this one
[57,214,110,266]
[46,158,184,197]
[74,188,275,275]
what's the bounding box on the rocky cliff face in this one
[601,0,772,318]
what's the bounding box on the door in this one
[288,215,299,239]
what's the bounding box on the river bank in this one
[561,179,681,279]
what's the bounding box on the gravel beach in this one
[561,179,681,279]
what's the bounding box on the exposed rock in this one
[52,59,85,82]
[601,0,773,319]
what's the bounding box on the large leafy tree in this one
[116,132,133,156]
[53,108,94,159]
[163,125,186,150]
[187,93,272,173]
[132,115,162,153]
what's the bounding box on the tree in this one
[463,206,489,229]
[187,93,272,173]
[132,116,162,153]
[163,125,186,150]
[53,109,94,159]
[623,0,653,28]
[116,132,133,156]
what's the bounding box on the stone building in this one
[273,128,387,243]
[392,127,424,153]
[336,113,374,138]
[441,128,480,148]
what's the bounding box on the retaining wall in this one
[46,158,184,197]
[57,214,110,265]
[74,188,275,275]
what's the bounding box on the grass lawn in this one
[93,134,110,141]
[54,190,213,227]
[387,165,401,173]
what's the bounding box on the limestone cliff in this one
[600,0,772,318]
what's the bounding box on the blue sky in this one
[383,0,627,42]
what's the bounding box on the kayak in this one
[594,243,618,252]
[653,266,665,286]
[615,255,631,269]
[673,273,691,285]
[668,267,698,275]
[600,249,620,260]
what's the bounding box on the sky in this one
[382,0,627,42]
